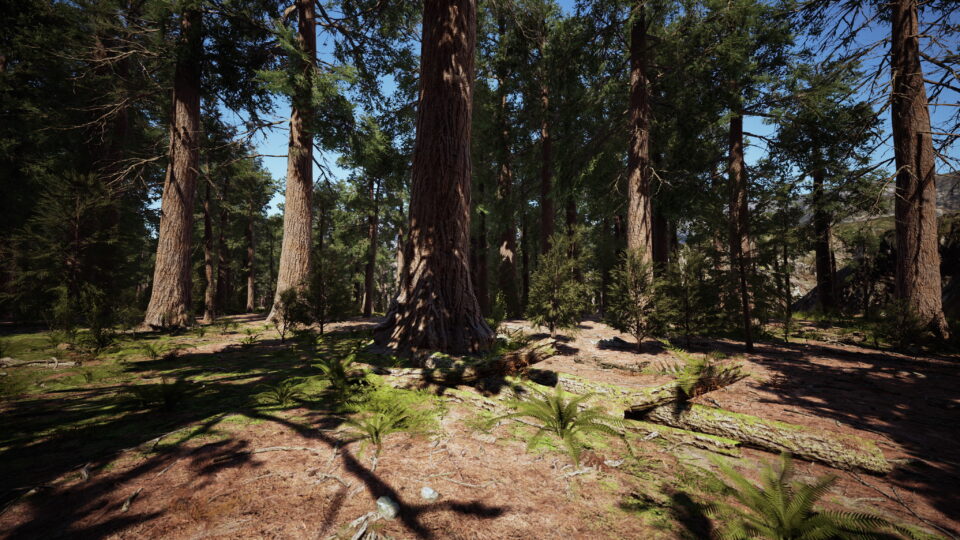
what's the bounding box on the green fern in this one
[710,453,920,539]
[660,347,745,399]
[256,378,305,407]
[344,402,415,457]
[315,352,364,399]
[494,384,622,467]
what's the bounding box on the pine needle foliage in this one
[526,232,593,335]
[709,453,920,539]
[494,384,622,467]
[605,250,664,351]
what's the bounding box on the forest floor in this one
[0,316,957,539]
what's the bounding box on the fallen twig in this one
[120,487,142,513]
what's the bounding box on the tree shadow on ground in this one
[0,330,508,538]
[693,335,960,530]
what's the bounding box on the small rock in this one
[603,459,625,468]
[57,343,72,351]
[376,496,399,519]
[420,486,439,501]
[472,433,497,444]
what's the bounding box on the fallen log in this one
[624,419,741,456]
[367,338,557,388]
[640,403,892,474]
[0,357,79,369]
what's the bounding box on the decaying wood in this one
[640,403,892,474]
[369,338,557,388]
[624,419,741,457]
[0,357,79,368]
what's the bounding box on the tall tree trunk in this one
[476,174,490,316]
[521,210,530,310]
[539,70,554,253]
[494,17,520,319]
[812,167,836,313]
[728,113,753,352]
[626,3,653,262]
[268,0,315,321]
[890,0,949,339]
[495,93,521,319]
[374,0,493,356]
[362,178,379,317]
[202,181,217,323]
[245,199,256,313]
[652,206,669,268]
[142,7,201,329]
[216,177,231,313]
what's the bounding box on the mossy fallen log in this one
[368,338,557,388]
[640,403,892,474]
[623,419,741,457]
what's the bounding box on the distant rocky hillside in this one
[877,172,960,216]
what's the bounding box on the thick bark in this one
[494,24,521,319]
[626,4,653,262]
[216,177,231,313]
[202,181,217,323]
[539,57,555,253]
[890,0,949,339]
[245,199,256,312]
[476,178,490,317]
[374,0,494,357]
[812,167,836,313]
[268,0,315,321]
[652,207,669,268]
[142,8,201,329]
[521,210,530,309]
[728,114,753,352]
[362,178,379,317]
[641,403,891,474]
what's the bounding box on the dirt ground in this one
[1,318,958,539]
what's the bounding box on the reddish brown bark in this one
[812,167,836,313]
[728,114,753,352]
[268,0,316,321]
[245,199,256,313]
[652,207,669,268]
[362,178,379,317]
[890,0,949,339]
[202,181,217,323]
[142,8,201,329]
[539,80,555,254]
[216,176,231,312]
[626,3,653,263]
[374,0,493,356]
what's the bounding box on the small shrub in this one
[709,453,920,539]
[493,384,622,467]
[240,328,261,349]
[272,288,312,343]
[604,250,664,352]
[256,378,305,407]
[141,342,163,361]
[526,231,593,335]
[193,325,207,339]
